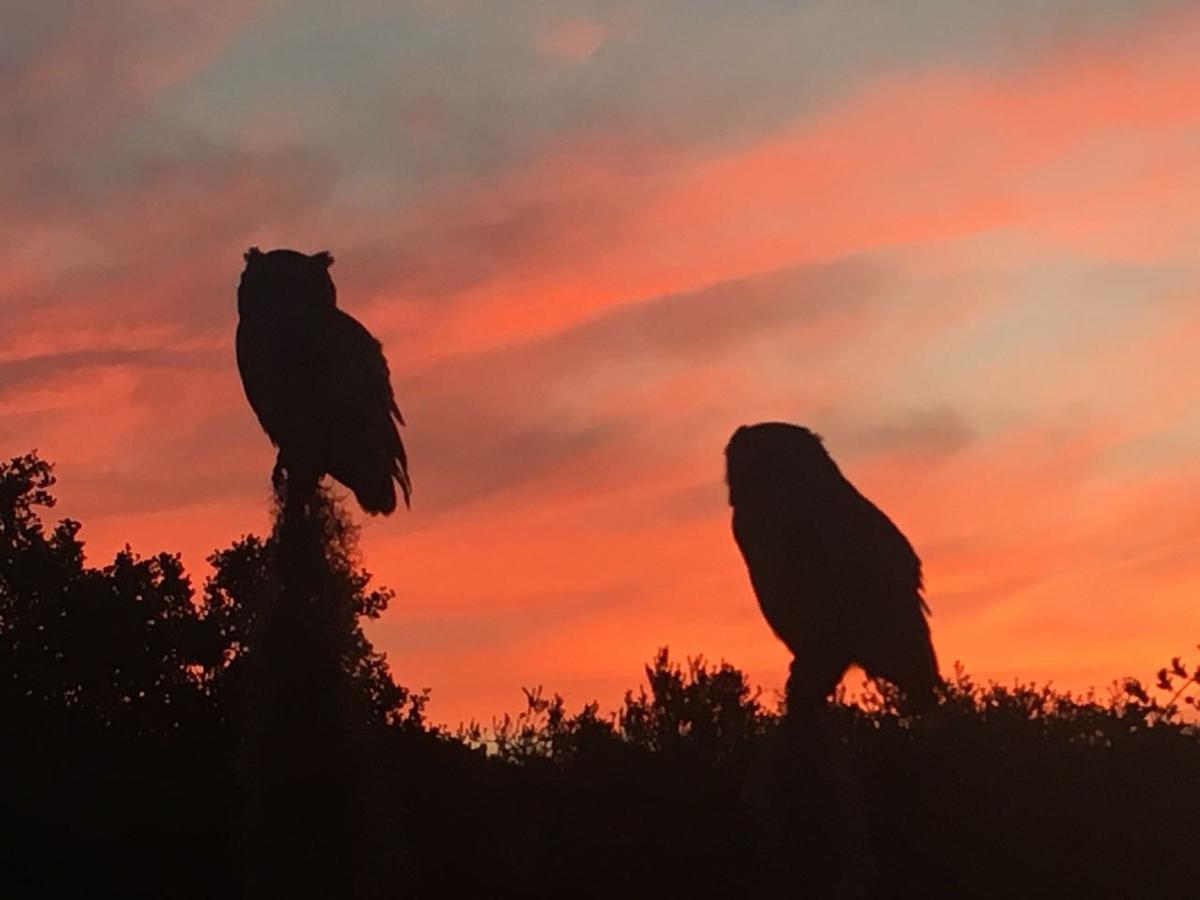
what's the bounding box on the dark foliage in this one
[0,453,421,898]
[2,452,1198,898]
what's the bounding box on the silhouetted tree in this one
[3,452,1199,898]
[226,486,419,899]
[0,454,227,897]
[200,527,426,730]
[619,647,773,763]
[0,453,420,898]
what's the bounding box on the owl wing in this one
[834,482,938,708]
[323,310,411,513]
[853,488,922,592]
[816,481,925,608]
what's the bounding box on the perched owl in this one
[236,247,411,514]
[725,422,937,713]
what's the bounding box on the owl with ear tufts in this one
[725,422,938,714]
[236,247,411,514]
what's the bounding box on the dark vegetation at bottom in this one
[2,452,1198,898]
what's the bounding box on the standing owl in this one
[725,422,938,713]
[236,247,411,514]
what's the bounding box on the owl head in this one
[237,247,337,318]
[724,422,840,507]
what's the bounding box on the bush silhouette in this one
[2,451,1198,898]
[0,454,420,897]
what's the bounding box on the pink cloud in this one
[536,19,610,63]
[326,7,1200,388]
[7,2,1200,725]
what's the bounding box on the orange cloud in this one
[8,3,1200,727]
[536,19,610,63]
[348,6,1200,371]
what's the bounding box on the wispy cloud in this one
[5,0,1200,724]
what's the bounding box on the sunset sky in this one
[4,1,1200,725]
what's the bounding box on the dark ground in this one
[3,452,1198,898]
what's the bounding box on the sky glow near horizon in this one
[3,1,1200,724]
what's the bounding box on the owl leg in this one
[758,649,871,897]
[272,450,320,517]
[784,649,850,718]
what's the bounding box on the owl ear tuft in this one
[313,251,335,269]
[244,246,263,264]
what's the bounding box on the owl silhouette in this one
[726,422,937,713]
[236,247,410,514]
